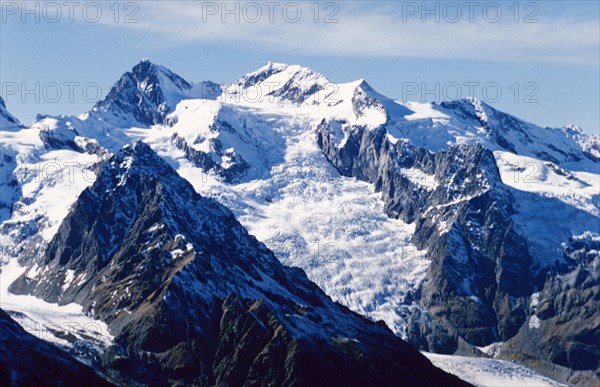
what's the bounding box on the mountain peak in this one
[129,59,189,87]
[236,61,290,89]
[438,97,492,124]
[116,139,164,165]
[116,139,153,165]
[121,138,152,154]
[440,96,488,110]
[130,58,158,75]
[262,60,289,72]
[562,123,585,135]
[233,62,328,104]
[93,61,194,126]
[464,96,484,104]
[354,79,384,98]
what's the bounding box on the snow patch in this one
[400,167,438,190]
[0,259,113,353]
[62,269,75,291]
[529,315,541,329]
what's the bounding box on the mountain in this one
[317,128,533,347]
[8,141,466,386]
[167,100,287,183]
[499,232,600,385]
[0,308,111,386]
[315,98,599,384]
[1,60,598,385]
[0,97,29,224]
[93,59,220,127]
[418,98,597,167]
[229,61,330,105]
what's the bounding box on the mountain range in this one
[1,59,598,385]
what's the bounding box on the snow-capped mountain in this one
[93,59,220,127]
[7,141,465,386]
[316,94,599,384]
[395,97,598,169]
[230,61,330,105]
[1,60,598,385]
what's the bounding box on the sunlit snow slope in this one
[424,352,566,387]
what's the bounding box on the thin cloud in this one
[96,1,600,65]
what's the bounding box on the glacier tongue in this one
[423,352,566,387]
[176,112,430,337]
[0,259,113,354]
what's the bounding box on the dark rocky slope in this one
[500,234,600,385]
[0,308,112,386]
[10,141,468,386]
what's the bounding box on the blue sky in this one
[1,1,598,134]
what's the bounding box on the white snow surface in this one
[423,353,566,387]
[0,62,434,339]
[495,151,600,269]
[0,127,101,259]
[0,259,113,355]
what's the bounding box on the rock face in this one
[317,121,533,353]
[0,97,22,131]
[500,233,600,385]
[10,141,467,386]
[0,308,111,386]
[169,131,252,183]
[0,97,23,222]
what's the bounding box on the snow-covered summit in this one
[377,96,598,170]
[20,60,595,171]
[93,60,220,127]
[229,61,330,105]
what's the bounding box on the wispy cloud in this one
[102,1,599,65]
